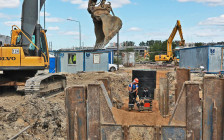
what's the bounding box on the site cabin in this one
[179,46,224,73]
[50,50,114,73]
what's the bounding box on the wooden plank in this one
[65,86,87,140]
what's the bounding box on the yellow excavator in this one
[0,0,122,95]
[155,20,185,63]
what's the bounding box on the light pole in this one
[67,19,82,48]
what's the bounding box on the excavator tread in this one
[25,73,66,97]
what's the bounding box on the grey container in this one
[122,52,135,67]
[179,46,224,73]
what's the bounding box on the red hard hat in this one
[134,78,139,83]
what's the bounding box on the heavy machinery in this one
[0,0,66,96]
[0,0,121,96]
[88,0,122,49]
[155,20,185,63]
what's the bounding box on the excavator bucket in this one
[94,14,122,49]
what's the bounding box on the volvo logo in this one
[0,57,16,61]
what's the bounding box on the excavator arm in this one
[88,0,122,49]
[167,20,185,58]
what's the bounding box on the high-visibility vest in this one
[73,55,76,61]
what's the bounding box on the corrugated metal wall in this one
[60,52,84,73]
[85,52,109,72]
[180,46,224,73]
[180,47,208,70]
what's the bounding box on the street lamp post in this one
[67,19,82,48]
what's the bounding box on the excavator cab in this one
[88,0,122,49]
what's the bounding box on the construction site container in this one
[0,35,11,46]
[52,50,113,73]
[132,70,156,99]
[179,46,224,73]
[84,51,109,72]
[122,52,135,67]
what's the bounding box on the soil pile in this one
[0,94,66,140]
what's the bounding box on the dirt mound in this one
[0,94,66,140]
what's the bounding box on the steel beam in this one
[186,83,201,140]
[159,78,169,117]
[175,68,190,102]
[203,77,224,140]
[65,86,87,140]
[87,84,101,140]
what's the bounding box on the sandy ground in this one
[112,98,170,126]
[0,64,182,139]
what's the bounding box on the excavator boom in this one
[167,20,185,58]
[155,20,185,62]
[88,0,122,49]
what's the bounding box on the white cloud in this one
[4,21,21,27]
[62,0,131,9]
[177,0,224,6]
[48,26,60,31]
[60,31,79,35]
[40,12,51,17]
[0,0,20,9]
[128,27,141,31]
[110,0,131,8]
[0,13,10,19]
[199,14,224,26]
[46,17,64,23]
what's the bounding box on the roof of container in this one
[50,49,113,53]
[180,45,224,50]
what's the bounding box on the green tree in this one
[195,42,203,47]
[139,41,146,46]
[122,41,135,46]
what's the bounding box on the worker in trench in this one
[128,78,139,111]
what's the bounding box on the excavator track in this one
[25,73,66,97]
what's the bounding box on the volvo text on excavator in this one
[155,20,185,63]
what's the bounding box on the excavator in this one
[155,20,185,63]
[0,0,122,96]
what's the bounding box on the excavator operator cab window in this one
[174,50,180,59]
[16,33,22,45]
[28,35,36,56]
[40,32,48,61]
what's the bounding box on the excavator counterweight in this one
[88,0,122,49]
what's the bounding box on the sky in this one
[0,0,224,49]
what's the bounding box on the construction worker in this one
[128,78,139,111]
